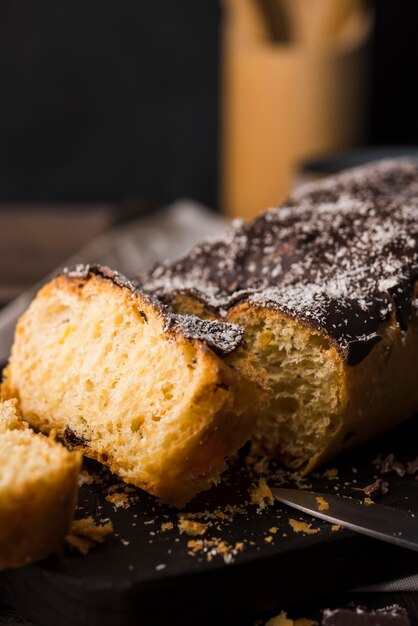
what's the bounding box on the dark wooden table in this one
[2,414,418,626]
[1,593,418,626]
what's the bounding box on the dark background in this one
[0,0,416,210]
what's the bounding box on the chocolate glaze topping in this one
[141,160,418,366]
[322,605,411,626]
[62,264,244,357]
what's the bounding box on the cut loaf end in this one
[228,305,344,469]
[0,399,80,570]
[229,294,418,473]
[2,266,265,506]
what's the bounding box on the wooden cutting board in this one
[1,416,418,626]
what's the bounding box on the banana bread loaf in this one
[141,159,418,472]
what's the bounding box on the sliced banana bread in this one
[2,266,265,505]
[0,399,80,569]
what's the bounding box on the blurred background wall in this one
[0,0,220,207]
[0,0,417,304]
[369,0,418,146]
[0,0,417,212]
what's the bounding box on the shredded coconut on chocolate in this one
[164,314,243,356]
[141,159,418,365]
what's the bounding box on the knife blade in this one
[272,487,418,552]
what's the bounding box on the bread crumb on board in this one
[187,537,244,564]
[315,496,329,511]
[77,469,95,487]
[178,518,208,536]
[106,492,132,510]
[322,468,338,480]
[289,519,320,535]
[363,497,375,506]
[65,516,114,555]
[249,478,275,511]
[331,524,341,532]
[264,610,318,626]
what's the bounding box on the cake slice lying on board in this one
[2,266,265,505]
[141,159,418,473]
[0,399,80,570]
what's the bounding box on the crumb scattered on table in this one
[155,563,166,571]
[322,468,338,480]
[178,518,207,536]
[316,496,329,511]
[106,492,132,510]
[65,516,113,555]
[363,496,375,506]
[289,519,320,535]
[249,478,275,511]
[264,610,318,626]
[187,537,244,564]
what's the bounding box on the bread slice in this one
[2,265,265,506]
[141,159,418,473]
[0,399,80,570]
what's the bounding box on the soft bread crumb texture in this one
[174,286,418,474]
[232,297,418,472]
[229,306,344,468]
[2,273,264,506]
[0,399,80,570]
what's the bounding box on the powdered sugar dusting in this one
[141,159,418,365]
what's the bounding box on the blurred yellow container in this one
[221,0,373,219]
